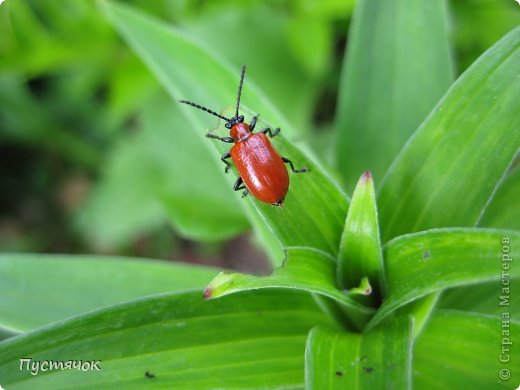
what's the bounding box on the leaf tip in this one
[361,170,373,183]
[204,271,237,299]
[203,287,213,300]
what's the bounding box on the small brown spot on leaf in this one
[363,367,374,373]
[336,370,344,377]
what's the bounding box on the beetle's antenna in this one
[235,64,246,118]
[179,100,230,122]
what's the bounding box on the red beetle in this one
[180,65,309,206]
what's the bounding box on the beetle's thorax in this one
[230,122,252,142]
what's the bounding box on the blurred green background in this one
[0,0,518,270]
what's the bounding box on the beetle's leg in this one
[206,133,235,143]
[249,115,259,131]
[282,157,310,173]
[233,176,247,191]
[221,152,232,173]
[260,127,280,138]
[242,189,250,198]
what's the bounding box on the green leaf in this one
[101,1,349,262]
[479,166,520,231]
[335,0,453,190]
[0,290,334,389]
[438,279,520,321]
[368,228,520,329]
[205,247,374,328]
[397,294,440,339]
[0,328,19,342]
[305,316,413,389]
[0,254,219,332]
[337,171,385,297]
[414,310,520,388]
[378,26,520,241]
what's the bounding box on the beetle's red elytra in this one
[179,65,309,206]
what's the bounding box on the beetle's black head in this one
[225,115,245,129]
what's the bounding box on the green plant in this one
[1,0,519,389]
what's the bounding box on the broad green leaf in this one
[378,26,520,241]
[479,166,520,231]
[438,279,520,321]
[77,90,249,247]
[0,290,334,389]
[305,316,413,389]
[414,310,520,388]
[397,294,440,339]
[337,171,385,297]
[310,293,367,333]
[335,0,453,190]
[368,228,520,329]
[101,1,349,263]
[0,328,20,342]
[0,254,219,332]
[205,247,374,329]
